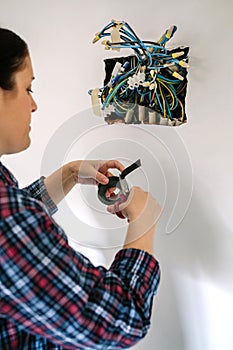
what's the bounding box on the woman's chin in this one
[23,138,31,151]
[15,138,31,154]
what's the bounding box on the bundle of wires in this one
[89,20,189,126]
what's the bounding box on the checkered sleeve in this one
[23,177,58,215]
[0,186,160,349]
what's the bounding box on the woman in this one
[0,28,161,349]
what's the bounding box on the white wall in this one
[1,0,233,349]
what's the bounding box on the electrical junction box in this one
[89,20,189,126]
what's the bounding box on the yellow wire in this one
[158,82,166,118]
[151,89,155,102]
[113,96,136,111]
[106,77,129,104]
[178,98,184,122]
[158,79,175,110]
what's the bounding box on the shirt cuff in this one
[23,177,58,215]
[110,248,160,297]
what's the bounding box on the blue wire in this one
[120,28,138,42]
[165,97,172,120]
[156,74,180,83]
[155,91,163,113]
[100,21,115,35]
[120,25,153,65]
[93,21,187,121]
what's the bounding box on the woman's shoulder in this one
[0,178,46,220]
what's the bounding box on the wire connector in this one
[91,88,102,116]
[172,71,184,81]
[127,72,146,89]
[172,51,184,59]
[110,20,123,52]
[178,60,189,68]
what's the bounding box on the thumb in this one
[94,170,109,185]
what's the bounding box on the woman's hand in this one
[107,186,162,255]
[69,159,125,186]
[107,186,162,223]
[43,159,124,206]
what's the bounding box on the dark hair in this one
[0,28,29,90]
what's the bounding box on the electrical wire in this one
[91,20,189,125]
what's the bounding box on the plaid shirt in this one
[0,162,160,349]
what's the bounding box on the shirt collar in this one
[0,162,19,187]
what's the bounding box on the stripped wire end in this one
[92,32,101,44]
[166,25,177,39]
[102,40,111,50]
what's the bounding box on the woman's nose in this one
[31,95,38,112]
